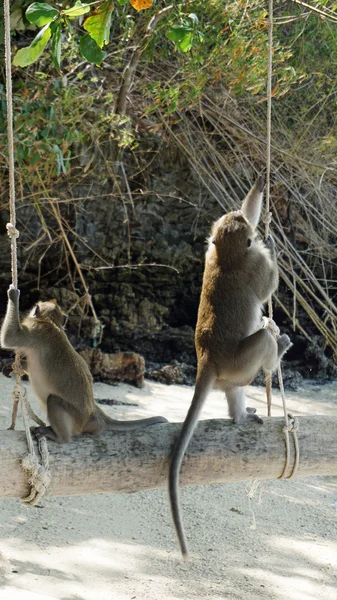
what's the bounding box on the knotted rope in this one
[263,0,299,479]
[4,0,51,504]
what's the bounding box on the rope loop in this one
[21,448,52,506]
[6,223,19,239]
[12,354,25,377]
[282,414,299,434]
[263,211,272,230]
[261,316,280,337]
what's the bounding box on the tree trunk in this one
[0,416,334,499]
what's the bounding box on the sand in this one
[0,376,336,600]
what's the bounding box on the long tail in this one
[169,364,214,561]
[93,405,168,430]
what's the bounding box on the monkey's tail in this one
[93,405,168,430]
[169,363,215,561]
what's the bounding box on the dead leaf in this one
[271,83,279,96]
[129,0,152,11]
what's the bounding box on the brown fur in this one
[169,175,292,560]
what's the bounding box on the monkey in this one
[169,173,292,561]
[1,287,168,443]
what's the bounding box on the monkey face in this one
[29,299,64,328]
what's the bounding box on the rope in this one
[264,0,299,479]
[4,0,18,288]
[264,0,274,418]
[4,0,51,504]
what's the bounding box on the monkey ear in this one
[241,180,263,228]
[49,299,58,305]
[33,304,41,317]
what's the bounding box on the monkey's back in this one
[22,318,94,429]
[195,254,262,362]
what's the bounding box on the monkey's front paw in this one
[8,285,20,302]
[264,234,275,251]
[277,334,292,358]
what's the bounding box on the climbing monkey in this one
[169,173,292,560]
[1,287,167,442]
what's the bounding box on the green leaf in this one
[26,3,58,26]
[63,1,91,18]
[188,13,199,24]
[79,34,107,65]
[29,151,41,166]
[13,24,52,67]
[51,21,62,69]
[83,0,114,48]
[52,144,67,175]
[167,26,192,43]
[178,32,193,53]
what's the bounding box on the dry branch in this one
[115,5,173,115]
[0,416,336,499]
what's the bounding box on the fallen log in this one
[0,416,335,499]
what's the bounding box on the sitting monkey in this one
[1,287,167,442]
[169,173,292,560]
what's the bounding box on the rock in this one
[302,336,337,380]
[146,360,197,386]
[78,349,145,388]
[146,361,183,385]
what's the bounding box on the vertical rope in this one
[264,0,273,242]
[263,0,299,478]
[264,0,274,417]
[4,0,18,288]
[3,0,51,504]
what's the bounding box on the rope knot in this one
[263,211,272,227]
[283,414,299,434]
[261,316,280,337]
[12,356,25,377]
[21,452,51,505]
[6,222,19,239]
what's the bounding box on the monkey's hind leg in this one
[216,382,263,425]
[34,425,59,442]
[220,329,291,425]
[36,395,74,443]
[235,329,291,379]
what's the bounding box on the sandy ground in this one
[0,376,336,600]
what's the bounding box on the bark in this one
[0,416,334,499]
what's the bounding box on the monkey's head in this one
[29,299,65,328]
[211,211,254,257]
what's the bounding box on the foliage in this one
[0,56,134,180]
[1,0,337,350]
[3,0,337,189]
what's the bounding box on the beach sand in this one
[0,376,336,600]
